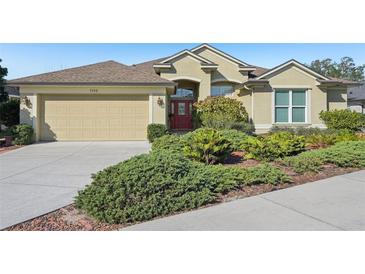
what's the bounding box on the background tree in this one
[308,57,365,81]
[0,99,20,128]
[0,59,9,102]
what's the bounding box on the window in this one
[171,88,193,98]
[211,85,234,97]
[274,89,307,123]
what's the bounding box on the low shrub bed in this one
[75,150,290,224]
[279,141,365,174]
[269,126,364,149]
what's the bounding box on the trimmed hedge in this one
[147,123,168,143]
[75,150,291,224]
[12,124,33,145]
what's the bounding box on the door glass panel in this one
[189,102,192,115]
[275,90,289,105]
[170,102,174,114]
[292,90,306,106]
[275,107,288,122]
[178,102,186,115]
[292,107,305,122]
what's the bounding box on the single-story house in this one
[348,82,365,113]
[8,43,359,141]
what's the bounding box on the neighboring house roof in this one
[8,60,175,86]
[4,86,20,96]
[348,82,365,101]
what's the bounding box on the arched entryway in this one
[169,79,200,131]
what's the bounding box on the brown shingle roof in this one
[249,66,269,78]
[8,60,174,86]
[134,57,166,74]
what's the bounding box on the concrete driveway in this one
[124,170,365,231]
[0,141,150,229]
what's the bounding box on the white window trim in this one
[272,89,309,124]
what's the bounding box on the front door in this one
[170,99,193,130]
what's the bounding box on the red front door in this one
[170,99,193,130]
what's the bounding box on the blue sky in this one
[1,43,365,79]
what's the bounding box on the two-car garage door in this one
[40,95,149,141]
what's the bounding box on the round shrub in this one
[147,123,168,143]
[194,97,249,129]
[319,109,365,131]
[183,128,232,164]
[75,151,216,224]
[12,124,33,145]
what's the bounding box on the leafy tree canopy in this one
[0,59,9,102]
[308,57,365,82]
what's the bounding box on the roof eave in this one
[238,79,269,89]
[317,80,361,88]
[8,81,177,87]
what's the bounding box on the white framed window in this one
[274,89,307,123]
[211,85,234,97]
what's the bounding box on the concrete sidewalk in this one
[123,170,365,231]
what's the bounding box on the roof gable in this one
[160,49,213,65]
[191,43,250,67]
[256,59,330,80]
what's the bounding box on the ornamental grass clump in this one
[183,128,232,164]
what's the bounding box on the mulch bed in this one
[5,205,126,231]
[0,145,22,154]
[4,151,362,231]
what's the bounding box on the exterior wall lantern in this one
[157,97,164,106]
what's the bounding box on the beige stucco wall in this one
[19,93,41,140]
[19,85,169,141]
[160,55,211,101]
[241,65,335,133]
[232,89,252,121]
[152,94,167,124]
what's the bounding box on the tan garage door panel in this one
[41,95,149,141]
